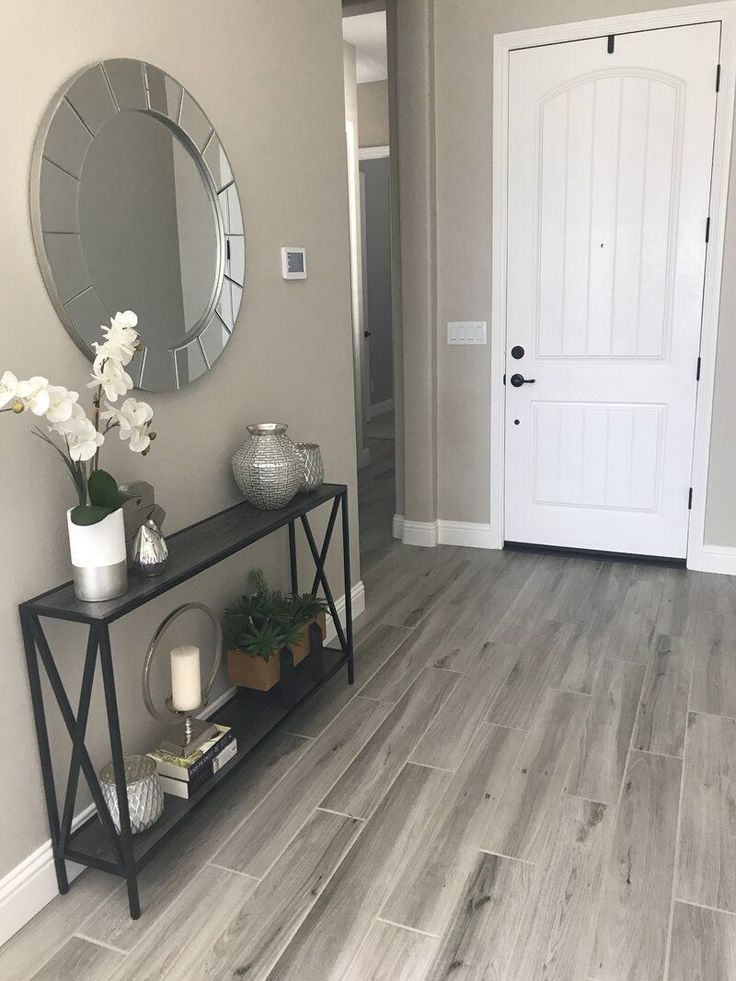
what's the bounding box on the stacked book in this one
[147,724,237,799]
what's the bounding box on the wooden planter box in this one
[226,612,326,692]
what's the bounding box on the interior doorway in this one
[343,3,398,569]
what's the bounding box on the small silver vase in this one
[132,518,168,577]
[232,423,303,510]
[293,442,324,492]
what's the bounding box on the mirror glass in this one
[31,60,245,392]
[78,112,219,347]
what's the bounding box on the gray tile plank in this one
[632,634,692,757]
[410,643,519,770]
[118,809,361,979]
[212,696,390,878]
[602,574,664,663]
[677,711,736,913]
[432,589,516,674]
[110,864,257,980]
[382,723,524,935]
[346,920,439,980]
[551,620,609,697]
[269,762,450,979]
[0,870,115,980]
[321,667,459,818]
[283,621,411,736]
[591,750,682,980]
[360,604,466,703]
[568,658,645,804]
[485,620,585,730]
[425,852,534,980]
[482,688,592,863]
[689,612,736,719]
[507,796,612,980]
[82,728,311,950]
[32,936,124,980]
[668,901,736,981]
[365,549,472,630]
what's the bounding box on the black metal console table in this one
[19,483,353,919]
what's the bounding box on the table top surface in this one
[20,483,347,624]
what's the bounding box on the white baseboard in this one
[324,580,366,642]
[438,520,502,550]
[367,398,394,420]
[0,581,365,948]
[401,519,439,547]
[393,515,502,550]
[687,544,736,575]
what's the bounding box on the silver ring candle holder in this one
[142,602,222,757]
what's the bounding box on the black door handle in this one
[510,373,535,387]
[364,331,372,338]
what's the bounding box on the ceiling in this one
[342,11,387,84]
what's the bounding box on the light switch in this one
[447,321,487,345]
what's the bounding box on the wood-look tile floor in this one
[4,436,736,978]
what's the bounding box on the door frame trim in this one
[490,2,736,570]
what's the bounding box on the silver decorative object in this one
[293,442,324,492]
[133,518,169,577]
[231,423,303,510]
[142,603,222,757]
[99,755,164,834]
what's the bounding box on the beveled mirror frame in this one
[30,59,245,392]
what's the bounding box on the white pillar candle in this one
[170,645,202,712]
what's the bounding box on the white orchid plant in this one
[1,311,156,526]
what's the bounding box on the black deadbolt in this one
[510,373,536,387]
[511,345,525,360]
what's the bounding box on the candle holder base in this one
[158,716,219,757]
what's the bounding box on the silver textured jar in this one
[293,442,324,492]
[232,423,303,510]
[99,755,164,834]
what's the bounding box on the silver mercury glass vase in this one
[293,442,324,492]
[232,423,303,510]
[99,755,164,834]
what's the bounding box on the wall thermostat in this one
[281,247,307,280]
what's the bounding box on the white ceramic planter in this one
[66,508,128,602]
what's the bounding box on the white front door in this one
[504,23,719,557]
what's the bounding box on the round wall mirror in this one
[30,59,244,392]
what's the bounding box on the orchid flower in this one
[62,415,105,462]
[45,385,79,425]
[92,310,139,368]
[16,376,50,416]
[87,357,133,403]
[101,397,154,453]
[0,370,20,410]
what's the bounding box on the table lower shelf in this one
[66,647,347,873]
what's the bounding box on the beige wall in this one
[407,0,736,546]
[0,0,357,878]
[358,80,390,147]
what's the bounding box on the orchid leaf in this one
[88,469,132,509]
[70,504,116,526]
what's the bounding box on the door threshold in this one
[504,541,686,569]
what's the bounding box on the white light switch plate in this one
[447,321,487,345]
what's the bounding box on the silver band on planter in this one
[72,560,128,603]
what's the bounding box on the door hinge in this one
[705,217,711,243]
[607,34,615,54]
[696,356,702,381]
[716,63,721,92]
[688,487,693,511]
